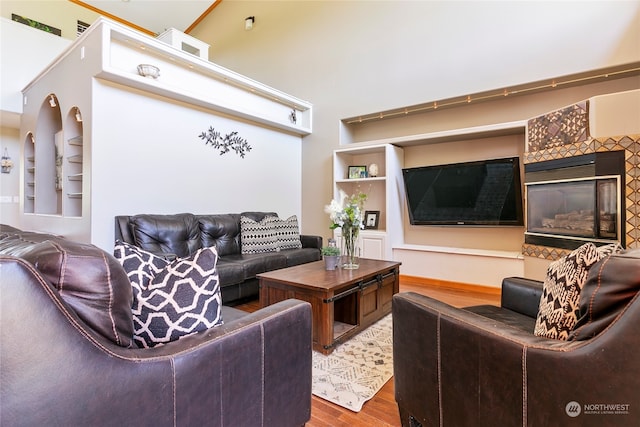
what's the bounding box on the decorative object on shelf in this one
[348,165,367,179]
[198,126,252,158]
[1,148,14,174]
[321,245,341,270]
[289,109,297,124]
[74,107,83,122]
[54,137,63,191]
[325,189,368,269]
[364,210,380,230]
[137,64,160,79]
[368,163,379,177]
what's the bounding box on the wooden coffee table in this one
[258,258,401,354]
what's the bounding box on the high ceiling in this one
[80,0,218,34]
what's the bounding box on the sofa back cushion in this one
[131,213,201,258]
[199,214,241,256]
[0,233,134,347]
[570,249,640,340]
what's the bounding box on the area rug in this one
[312,314,393,412]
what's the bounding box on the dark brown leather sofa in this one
[393,249,640,427]
[115,212,322,305]
[0,226,313,426]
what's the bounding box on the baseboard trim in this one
[399,275,502,295]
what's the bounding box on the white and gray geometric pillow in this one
[114,241,223,348]
[240,215,278,254]
[533,243,601,340]
[269,215,303,250]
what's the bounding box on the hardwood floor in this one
[235,278,501,427]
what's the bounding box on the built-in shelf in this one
[67,193,82,199]
[333,144,404,260]
[335,177,386,184]
[68,136,83,145]
[68,173,83,181]
[67,154,82,163]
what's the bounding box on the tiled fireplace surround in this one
[522,99,640,260]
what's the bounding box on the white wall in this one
[0,17,71,119]
[190,1,640,285]
[89,79,302,250]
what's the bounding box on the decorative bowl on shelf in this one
[137,64,160,79]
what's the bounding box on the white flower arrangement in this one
[324,189,368,230]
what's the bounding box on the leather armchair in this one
[393,251,640,426]
[1,251,312,426]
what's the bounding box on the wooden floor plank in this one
[235,278,500,426]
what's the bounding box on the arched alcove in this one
[63,106,84,217]
[34,93,63,215]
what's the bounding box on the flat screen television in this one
[402,157,524,226]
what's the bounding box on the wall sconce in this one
[245,16,255,31]
[75,107,83,122]
[49,95,57,108]
[1,148,14,174]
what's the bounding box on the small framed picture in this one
[348,165,368,179]
[364,210,380,229]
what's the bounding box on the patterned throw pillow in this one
[268,215,303,250]
[533,243,602,340]
[114,241,223,348]
[240,215,278,254]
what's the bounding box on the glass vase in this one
[341,225,360,269]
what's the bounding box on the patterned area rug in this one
[312,314,393,412]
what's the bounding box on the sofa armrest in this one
[300,234,322,250]
[500,276,543,318]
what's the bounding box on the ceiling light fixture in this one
[245,16,255,31]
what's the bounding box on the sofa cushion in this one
[280,248,322,267]
[215,261,246,287]
[198,214,241,256]
[570,249,640,340]
[240,215,277,254]
[2,235,134,348]
[533,242,601,340]
[131,213,201,258]
[269,215,303,250]
[114,241,223,348]
[223,252,287,280]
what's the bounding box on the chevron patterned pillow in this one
[114,241,223,348]
[532,242,622,340]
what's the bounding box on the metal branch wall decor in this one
[198,126,252,158]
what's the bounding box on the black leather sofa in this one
[0,225,313,426]
[115,212,322,304]
[393,249,640,427]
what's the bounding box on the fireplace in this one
[524,151,625,250]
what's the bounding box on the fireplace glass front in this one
[526,177,619,242]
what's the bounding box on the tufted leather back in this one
[198,214,241,256]
[130,213,202,258]
[115,212,280,259]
